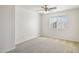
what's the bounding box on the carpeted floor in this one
[8,37,79,53]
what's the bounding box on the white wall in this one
[0,6,15,52]
[41,8,79,42]
[15,6,41,44]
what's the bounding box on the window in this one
[49,15,68,30]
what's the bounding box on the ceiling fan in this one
[37,5,57,14]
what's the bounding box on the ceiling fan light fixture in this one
[37,5,56,14]
[43,11,50,14]
[37,10,50,14]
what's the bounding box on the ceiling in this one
[16,5,79,13]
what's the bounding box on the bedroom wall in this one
[0,6,15,52]
[41,8,79,42]
[15,6,41,44]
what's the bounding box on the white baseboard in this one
[41,35,79,42]
[2,47,15,53]
[15,36,40,45]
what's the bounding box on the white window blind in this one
[49,15,68,30]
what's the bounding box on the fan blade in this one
[48,7,56,11]
[36,9,44,11]
[41,5,48,9]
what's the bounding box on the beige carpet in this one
[8,37,79,53]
